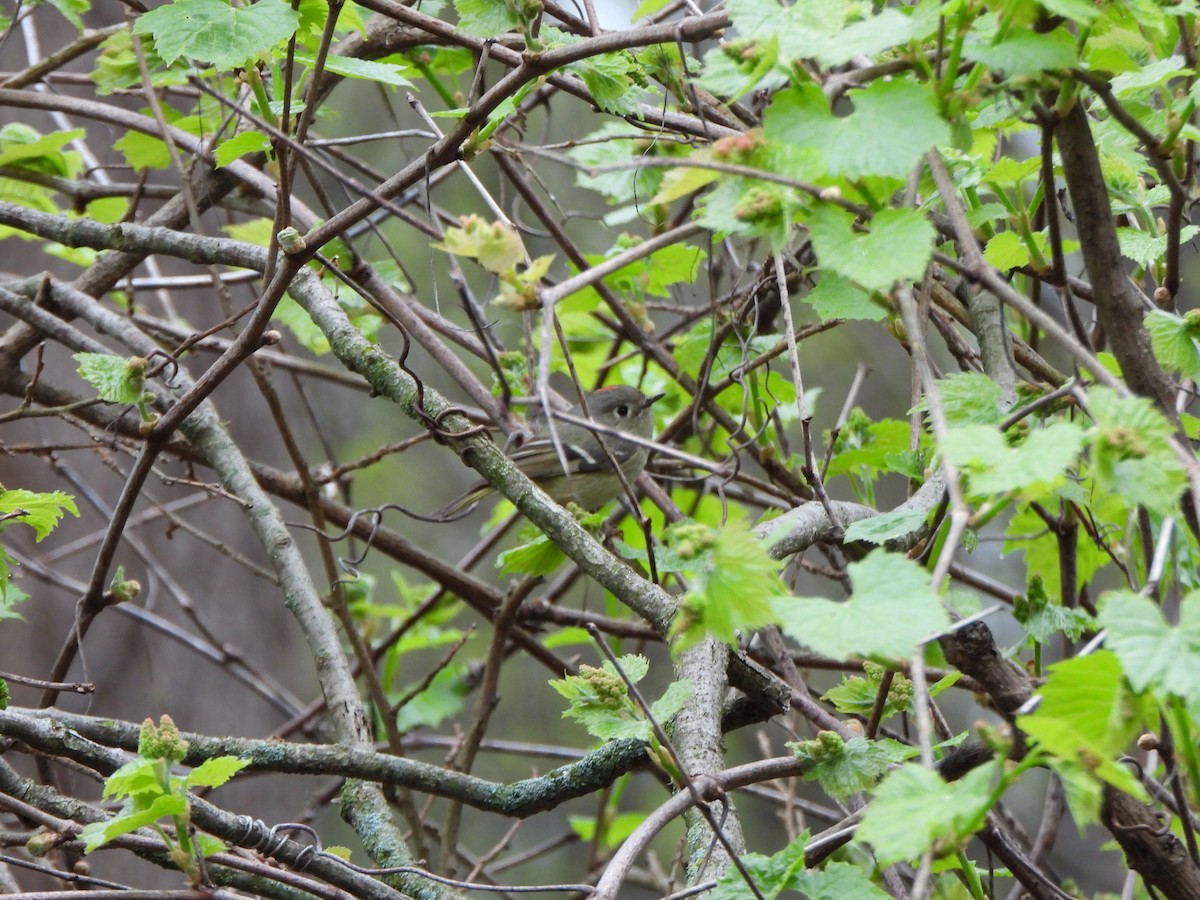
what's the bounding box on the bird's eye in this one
[615,404,629,417]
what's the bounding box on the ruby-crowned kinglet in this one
[442,385,663,515]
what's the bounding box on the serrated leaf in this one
[573,53,645,115]
[0,126,84,177]
[649,678,692,725]
[1147,309,1200,380]
[806,273,882,322]
[568,121,667,205]
[394,665,469,731]
[1087,387,1186,515]
[80,793,185,853]
[1014,580,1094,643]
[0,489,80,542]
[297,53,414,86]
[931,372,1006,427]
[1110,55,1186,97]
[74,352,146,405]
[962,29,1077,75]
[672,519,785,650]
[773,550,949,660]
[214,130,269,166]
[434,216,527,273]
[1018,651,1147,798]
[808,205,936,293]
[983,230,1029,270]
[858,762,999,864]
[186,756,250,789]
[1099,590,1200,703]
[814,2,940,67]
[794,734,917,801]
[496,529,567,576]
[939,421,1084,496]
[843,508,929,545]
[709,837,809,900]
[45,0,91,29]
[765,80,949,180]
[133,0,300,69]
[454,0,519,36]
[1117,225,1199,266]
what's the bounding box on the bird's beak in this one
[643,392,666,409]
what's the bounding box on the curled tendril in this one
[143,349,180,388]
[1108,809,1171,837]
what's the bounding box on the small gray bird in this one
[442,385,663,515]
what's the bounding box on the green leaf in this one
[133,0,300,69]
[1013,578,1094,643]
[792,732,917,801]
[1037,0,1101,24]
[573,53,646,115]
[1087,387,1186,515]
[454,0,519,36]
[772,550,950,660]
[806,273,883,322]
[1098,590,1200,703]
[765,81,950,181]
[393,665,469,731]
[824,665,958,721]
[497,528,567,576]
[0,125,84,177]
[549,656,688,742]
[584,237,706,299]
[434,215,527,273]
[1117,225,1200,266]
[195,833,227,858]
[1002,501,1113,604]
[44,0,91,29]
[843,508,929,545]
[74,352,147,405]
[813,2,940,67]
[1018,651,1147,799]
[939,422,1084,496]
[214,130,269,166]
[790,862,896,900]
[983,230,1029,270]
[808,206,936,293]
[650,159,722,206]
[1110,55,1186,98]
[1146,309,1200,380]
[0,489,79,542]
[822,665,913,719]
[696,180,800,248]
[649,678,693,726]
[296,53,414,86]
[858,762,999,864]
[709,836,808,900]
[112,110,204,170]
[92,29,190,95]
[962,29,1078,75]
[99,757,162,801]
[931,371,1006,427]
[632,0,673,18]
[186,756,250,789]
[0,544,31,612]
[827,416,922,479]
[80,793,185,853]
[568,121,667,205]
[672,519,786,650]
[697,36,784,100]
